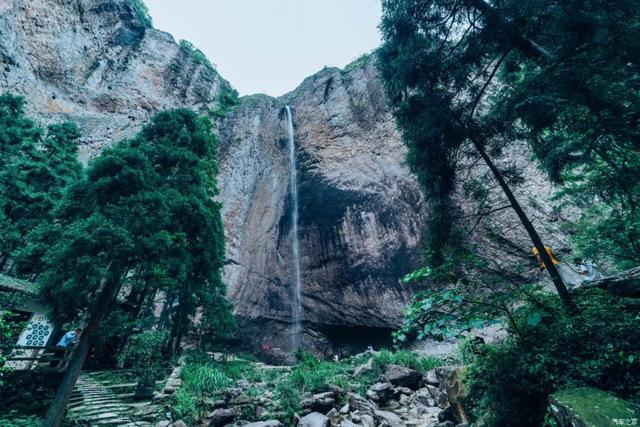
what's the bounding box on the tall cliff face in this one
[218,60,426,356]
[0,0,234,161]
[0,1,575,358]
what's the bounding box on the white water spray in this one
[285,106,303,351]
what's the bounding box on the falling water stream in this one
[285,106,303,351]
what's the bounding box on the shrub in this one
[289,352,351,393]
[465,289,640,427]
[179,40,214,69]
[181,363,230,396]
[0,370,63,416]
[130,0,152,28]
[172,388,196,425]
[370,349,442,372]
[273,380,301,426]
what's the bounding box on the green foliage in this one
[23,109,231,357]
[464,289,640,427]
[172,358,243,423]
[0,93,82,273]
[343,53,372,73]
[181,363,231,395]
[176,350,441,426]
[289,352,352,393]
[173,388,197,425]
[179,40,214,68]
[207,91,240,120]
[0,415,42,427]
[130,0,152,28]
[378,0,640,270]
[0,310,25,384]
[396,249,536,343]
[273,379,301,425]
[120,330,167,377]
[0,370,63,417]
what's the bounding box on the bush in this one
[171,360,237,422]
[130,0,152,28]
[181,363,230,395]
[0,370,63,416]
[179,40,214,68]
[465,289,640,427]
[172,388,196,425]
[288,352,351,393]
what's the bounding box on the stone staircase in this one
[66,373,165,426]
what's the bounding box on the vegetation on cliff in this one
[379,0,640,425]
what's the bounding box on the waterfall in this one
[285,106,303,352]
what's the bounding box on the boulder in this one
[424,370,439,386]
[581,267,640,297]
[435,367,468,423]
[359,414,376,427]
[327,408,341,426]
[171,422,187,427]
[413,387,441,408]
[374,410,404,427]
[347,393,379,412]
[549,387,640,427]
[301,391,336,414]
[436,422,455,427]
[385,364,422,389]
[367,382,394,404]
[299,412,330,427]
[339,421,359,427]
[352,358,374,378]
[209,408,236,427]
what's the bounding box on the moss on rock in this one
[549,387,640,427]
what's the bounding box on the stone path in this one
[66,373,162,426]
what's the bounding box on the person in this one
[50,328,81,368]
[57,328,81,349]
[532,245,561,269]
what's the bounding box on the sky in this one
[144,0,382,97]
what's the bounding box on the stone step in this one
[70,397,121,405]
[95,418,134,425]
[83,412,123,421]
[69,402,127,412]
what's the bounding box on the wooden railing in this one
[5,345,73,370]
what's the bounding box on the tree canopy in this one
[378,0,640,271]
[0,94,82,273]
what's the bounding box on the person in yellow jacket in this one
[532,245,561,269]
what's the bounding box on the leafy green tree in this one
[0,94,82,272]
[378,0,574,309]
[379,0,640,274]
[41,109,230,427]
[464,289,640,426]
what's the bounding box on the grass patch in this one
[174,349,443,426]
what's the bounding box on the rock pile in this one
[204,364,469,427]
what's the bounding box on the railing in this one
[4,345,73,370]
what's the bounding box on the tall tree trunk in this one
[470,137,575,311]
[42,265,122,427]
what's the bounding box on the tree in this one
[40,110,230,427]
[0,94,82,272]
[380,0,640,273]
[378,0,574,309]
